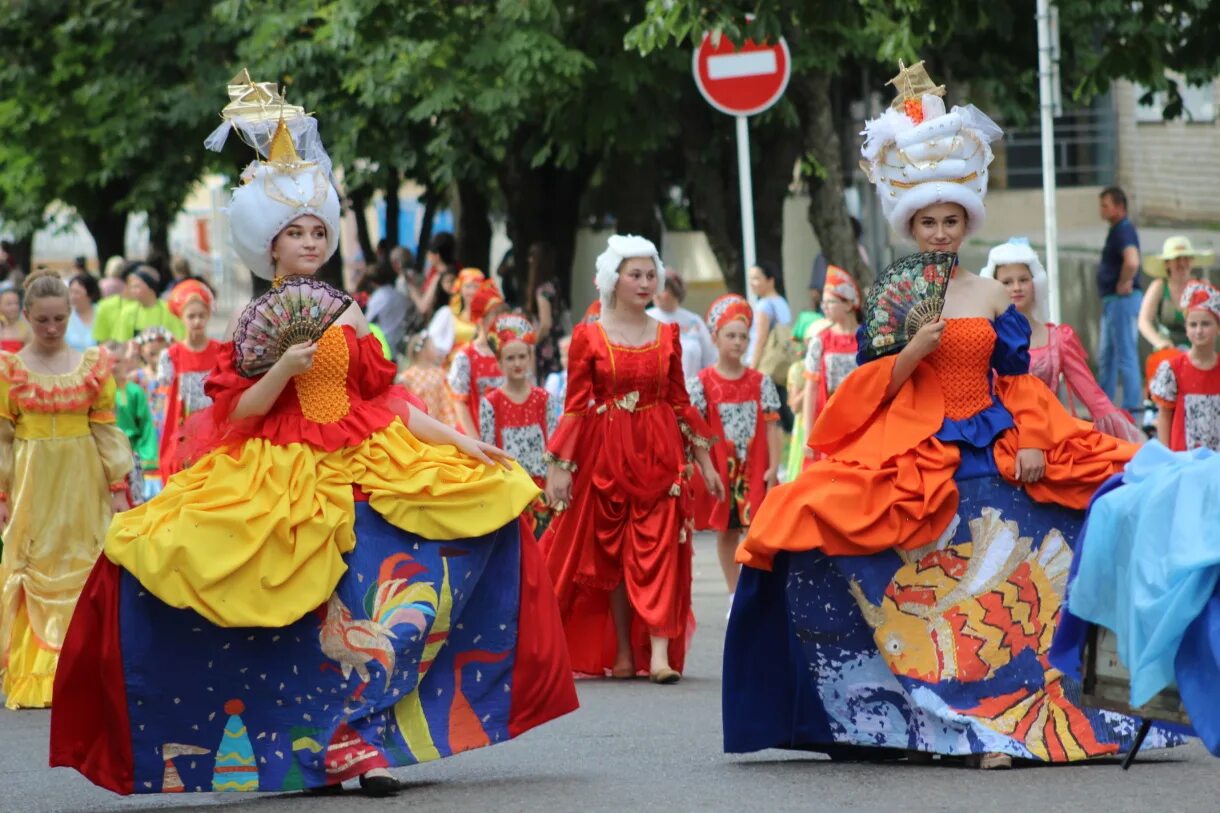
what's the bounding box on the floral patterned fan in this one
[861,251,957,360]
[233,277,352,377]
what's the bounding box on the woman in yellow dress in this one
[0,270,131,709]
[51,76,576,798]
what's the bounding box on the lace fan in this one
[861,251,957,360]
[233,277,352,377]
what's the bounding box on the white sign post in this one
[693,32,791,278]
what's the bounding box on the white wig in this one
[980,238,1050,325]
[594,234,665,306]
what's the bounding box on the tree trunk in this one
[603,151,662,246]
[80,209,129,270]
[455,177,492,272]
[678,88,743,294]
[348,184,376,263]
[416,189,439,269]
[147,210,170,263]
[74,180,130,268]
[498,142,592,304]
[383,172,400,251]
[6,235,33,275]
[752,118,803,292]
[794,72,871,285]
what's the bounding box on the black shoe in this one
[358,773,402,798]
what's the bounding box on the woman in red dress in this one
[542,235,725,684]
[157,279,222,477]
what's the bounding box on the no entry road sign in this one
[692,32,791,117]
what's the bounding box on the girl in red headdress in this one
[481,314,560,537]
[688,294,782,595]
[447,279,507,436]
[157,280,222,478]
[1150,280,1220,451]
[801,266,861,467]
[542,234,725,685]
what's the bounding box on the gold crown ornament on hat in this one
[886,60,946,123]
[204,68,329,179]
[210,68,343,283]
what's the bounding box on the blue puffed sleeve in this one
[991,305,1032,375]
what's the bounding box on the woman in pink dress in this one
[982,239,1143,443]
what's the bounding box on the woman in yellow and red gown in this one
[542,234,722,684]
[50,84,575,797]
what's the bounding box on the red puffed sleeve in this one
[202,341,256,425]
[352,331,397,400]
[544,323,596,469]
[663,323,714,450]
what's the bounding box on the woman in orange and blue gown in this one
[724,64,1182,766]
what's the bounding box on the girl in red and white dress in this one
[687,294,781,595]
[480,314,560,537]
[157,279,222,477]
[542,235,724,684]
[801,266,861,467]
[1151,280,1220,451]
[447,280,507,436]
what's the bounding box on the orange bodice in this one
[923,319,996,420]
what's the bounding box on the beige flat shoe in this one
[972,752,1013,770]
[649,667,681,685]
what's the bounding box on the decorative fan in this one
[233,277,352,377]
[861,251,957,360]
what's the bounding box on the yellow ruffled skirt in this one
[105,418,539,628]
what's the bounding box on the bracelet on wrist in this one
[108,481,127,494]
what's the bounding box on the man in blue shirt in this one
[1096,186,1143,412]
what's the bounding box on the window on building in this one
[1135,78,1217,123]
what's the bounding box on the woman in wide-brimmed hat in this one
[1138,235,1215,352]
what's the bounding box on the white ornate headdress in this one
[205,69,341,281]
[980,237,1050,324]
[860,61,1003,240]
[594,234,665,306]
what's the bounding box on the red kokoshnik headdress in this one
[823,265,861,310]
[488,314,536,354]
[469,280,505,323]
[167,279,215,319]
[1181,280,1220,322]
[705,293,752,335]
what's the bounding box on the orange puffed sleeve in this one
[993,373,1136,509]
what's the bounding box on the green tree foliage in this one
[0,1,240,260]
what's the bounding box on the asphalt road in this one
[4,535,1219,813]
